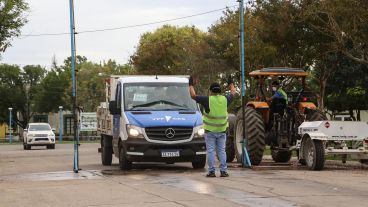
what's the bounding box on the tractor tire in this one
[226,136,235,162]
[192,156,206,169]
[234,107,265,165]
[271,150,292,163]
[306,109,327,122]
[101,135,113,166]
[303,136,325,170]
[119,145,132,170]
[226,114,236,163]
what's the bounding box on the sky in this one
[1,0,237,69]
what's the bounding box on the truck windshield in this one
[124,82,197,111]
[29,125,51,131]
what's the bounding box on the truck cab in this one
[98,76,206,170]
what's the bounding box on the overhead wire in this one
[20,5,237,38]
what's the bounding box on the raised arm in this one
[189,76,197,99]
[227,76,236,96]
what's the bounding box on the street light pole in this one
[59,106,63,144]
[8,108,12,144]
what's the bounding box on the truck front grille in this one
[145,127,193,142]
[35,138,49,141]
[35,134,48,137]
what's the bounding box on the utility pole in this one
[69,0,79,173]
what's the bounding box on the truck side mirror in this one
[109,101,121,115]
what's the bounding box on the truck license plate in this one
[161,151,180,157]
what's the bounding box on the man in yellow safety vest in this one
[189,76,236,177]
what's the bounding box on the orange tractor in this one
[226,67,326,165]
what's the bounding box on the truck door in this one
[112,82,122,152]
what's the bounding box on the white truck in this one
[97,75,206,170]
[298,121,368,170]
[23,123,56,150]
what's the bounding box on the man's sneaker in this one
[220,171,229,177]
[206,171,216,177]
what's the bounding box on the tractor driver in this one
[267,80,288,130]
[269,80,288,105]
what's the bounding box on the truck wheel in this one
[234,107,265,165]
[226,114,236,162]
[192,156,206,169]
[271,150,292,163]
[303,136,325,170]
[101,136,113,166]
[119,146,132,170]
[47,144,55,149]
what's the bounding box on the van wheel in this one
[192,156,206,169]
[119,146,132,170]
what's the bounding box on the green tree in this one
[0,0,29,56]
[130,25,210,75]
[0,64,44,128]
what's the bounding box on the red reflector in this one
[303,97,308,101]
[325,122,330,128]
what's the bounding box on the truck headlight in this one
[126,125,144,138]
[193,125,205,138]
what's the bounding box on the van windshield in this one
[124,82,197,111]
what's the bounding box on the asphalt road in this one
[0,143,368,207]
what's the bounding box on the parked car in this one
[333,113,354,121]
[23,123,56,150]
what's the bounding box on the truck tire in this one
[234,107,265,165]
[47,144,55,149]
[101,135,113,166]
[192,156,206,169]
[303,136,325,170]
[271,150,292,163]
[119,145,132,170]
[226,114,236,162]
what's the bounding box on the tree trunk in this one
[318,79,326,110]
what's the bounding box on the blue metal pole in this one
[69,0,79,173]
[239,0,251,168]
[59,107,63,144]
[240,0,245,98]
[9,109,12,144]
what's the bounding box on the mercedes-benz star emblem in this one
[165,128,175,138]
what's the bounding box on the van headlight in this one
[126,125,144,138]
[193,125,205,138]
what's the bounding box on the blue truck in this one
[97,75,206,170]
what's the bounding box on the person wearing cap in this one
[188,76,236,177]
